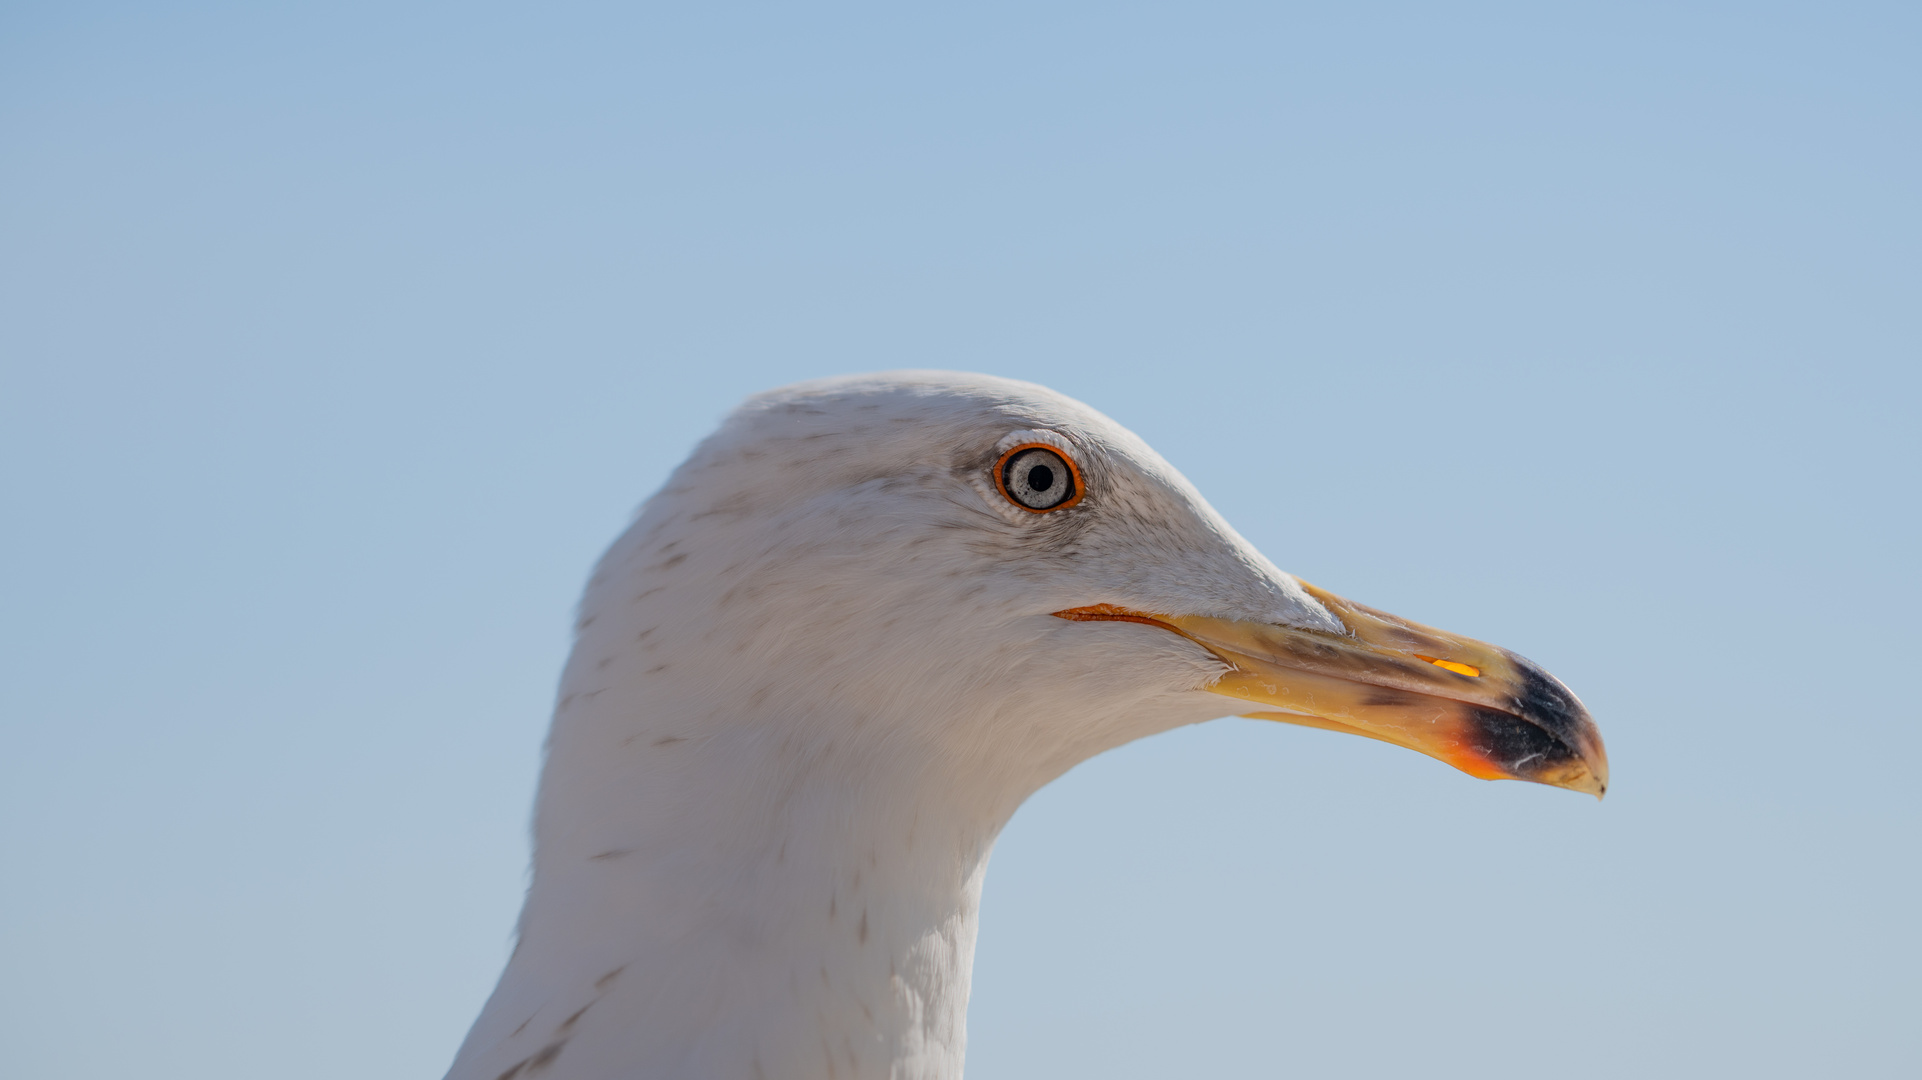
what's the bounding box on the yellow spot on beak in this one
[1416,655,1482,678]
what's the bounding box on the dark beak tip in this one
[1496,651,1608,796]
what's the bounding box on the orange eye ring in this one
[993,442,1085,513]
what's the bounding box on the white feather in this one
[446,372,1334,1080]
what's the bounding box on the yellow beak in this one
[1057,582,1608,798]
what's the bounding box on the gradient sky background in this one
[3,3,1918,1078]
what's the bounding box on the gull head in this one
[576,369,1606,803]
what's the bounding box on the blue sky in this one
[3,2,1917,1077]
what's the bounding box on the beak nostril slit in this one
[1415,654,1481,678]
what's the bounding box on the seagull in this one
[445,371,1606,1080]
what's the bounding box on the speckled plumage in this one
[445,372,1351,1080]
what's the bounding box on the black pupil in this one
[1026,464,1055,491]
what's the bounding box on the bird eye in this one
[994,444,1083,512]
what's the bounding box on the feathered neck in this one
[444,685,1030,1080]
